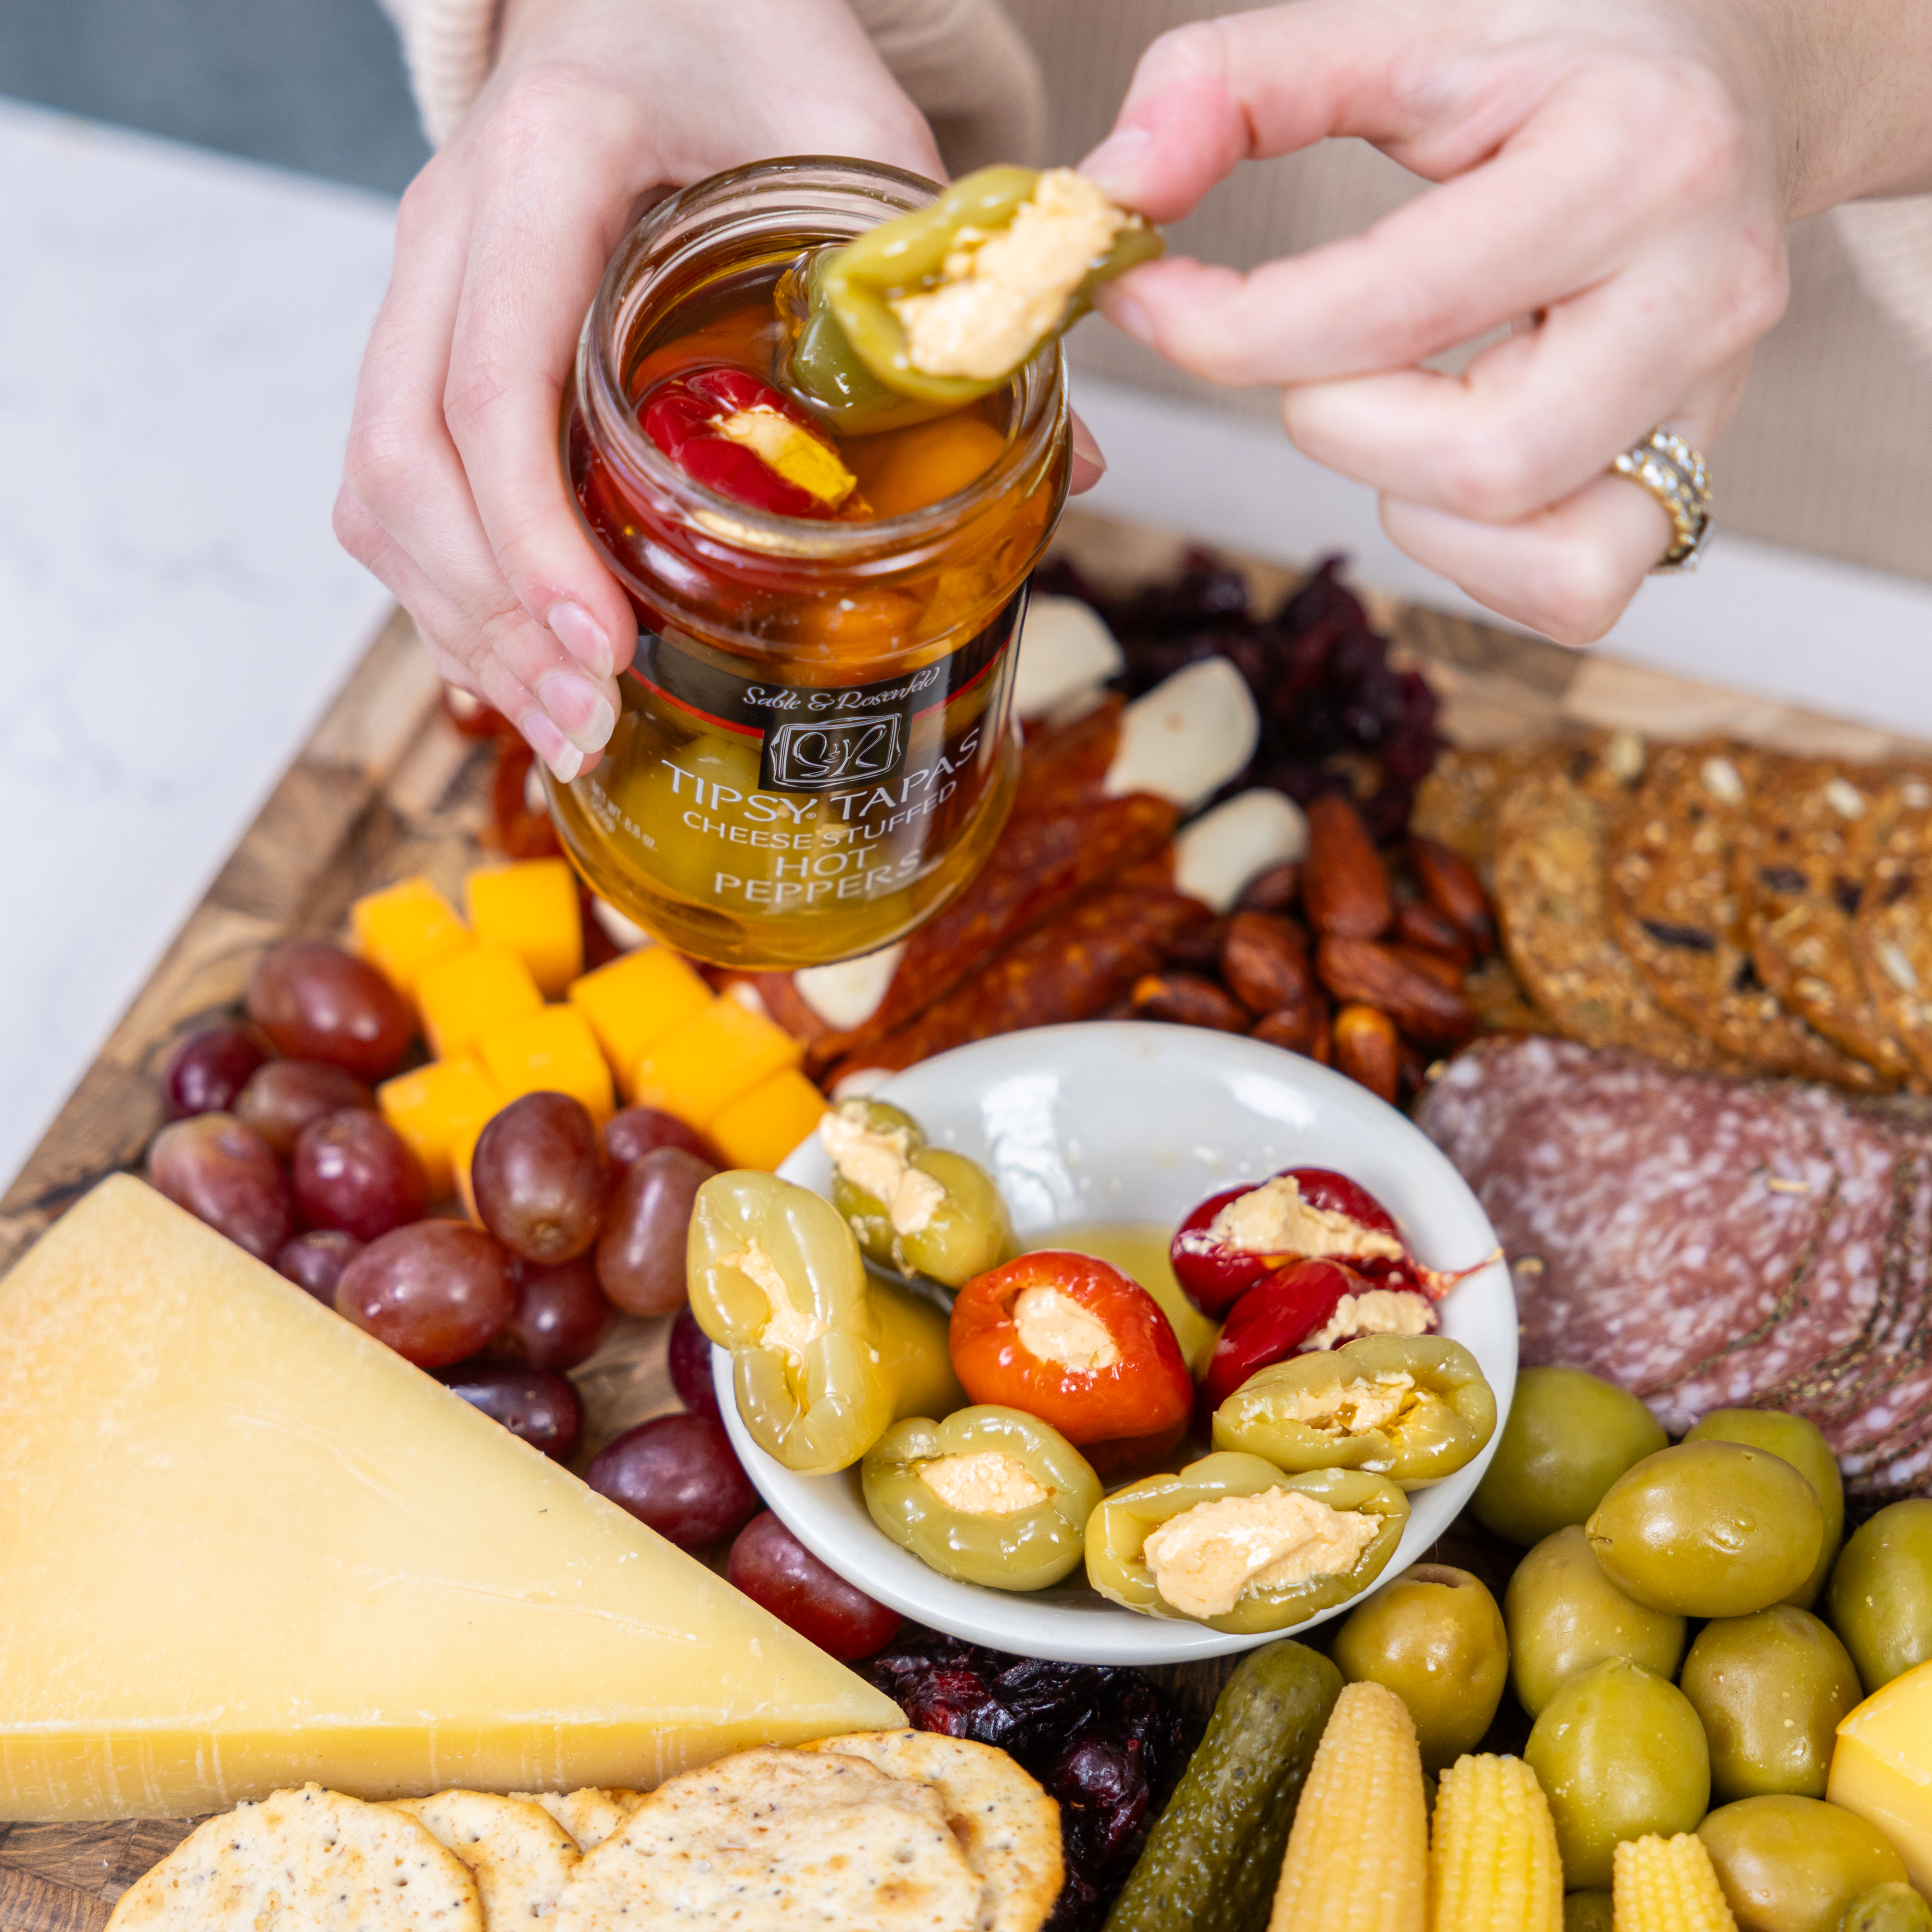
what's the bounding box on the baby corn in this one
[1613,1833,1739,1932]
[1428,1753,1563,1932]
[1268,1680,1426,1932]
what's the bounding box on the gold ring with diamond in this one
[1612,426,1712,573]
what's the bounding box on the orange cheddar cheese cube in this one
[417,942,543,1062]
[350,876,470,1002]
[708,1068,828,1172]
[477,1004,615,1122]
[466,859,583,997]
[568,947,712,1094]
[377,1057,501,1199]
[631,996,804,1129]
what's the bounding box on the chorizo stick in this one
[830,858,1204,1081]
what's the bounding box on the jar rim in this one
[573,155,1068,566]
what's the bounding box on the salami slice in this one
[1420,1038,1839,1427]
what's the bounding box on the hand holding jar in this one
[1080,0,1932,645]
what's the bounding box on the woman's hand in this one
[1081,0,1932,645]
[335,0,941,778]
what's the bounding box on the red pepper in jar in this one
[639,364,860,519]
[948,1252,1193,1472]
[1171,1165,1495,1316]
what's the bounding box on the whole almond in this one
[1130,972,1252,1033]
[1304,794,1392,938]
[1252,995,1327,1056]
[1236,861,1301,914]
[1392,900,1474,966]
[1333,1003,1400,1103]
[1409,836,1495,952]
[1221,912,1315,1015]
[1316,935,1475,1046]
[1389,942,1466,994]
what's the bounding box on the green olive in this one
[1472,1366,1668,1547]
[1331,1563,1507,1771]
[1563,1891,1615,1932]
[1838,1884,1932,1932]
[1826,1499,1932,1694]
[1698,1797,1908,1932]
[1523,1658,1710,1890]
[1587,1442,1823,1617]
[1505,1523,1688,1717]
[1685,1409,1844,1608]
[1680,1605,1862,1801]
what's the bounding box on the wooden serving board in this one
[5,509,1929,1927]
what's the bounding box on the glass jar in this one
[548,157,1070,969]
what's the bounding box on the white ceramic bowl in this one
[712,1022,1514,1665]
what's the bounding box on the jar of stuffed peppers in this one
[550,157,1073,969]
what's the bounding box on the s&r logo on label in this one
[762,715,904,791]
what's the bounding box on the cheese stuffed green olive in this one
[861,1405,1100,1591]
[686,1170,961,1475]
[1086,1453,1408,1634]
[821,1099,1011,1291]
[1211,1335,1496,1490]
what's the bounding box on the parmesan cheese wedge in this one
[0,1177,902,1819]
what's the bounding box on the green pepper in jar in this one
[1211,1335,1496,1490]
[1086,1452,1408,1634]
[686,1170,960,1474]
[861,1404,1100,1591]
[787,167,1163,432]
[822,1099,1012,1289]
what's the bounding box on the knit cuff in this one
[1835,197,1932,368]
[373,0,501,148]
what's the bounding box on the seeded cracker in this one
[800,1730,1063,1932]
[391,1790,580,1922]
[106,1784,482,1932]
[1853,791,1932,1083]
[1607,740,1889,1088]
[1492,737,1732,1069]
[1411,743,1546,878]
[512,1788,644,1853]
[1733,760,1924,1083]
[552,1745,988,1932]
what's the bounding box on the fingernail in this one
[548,599,614,681]
[1070,415,1108,476]
[536,669,616,752]
[1103,287,1154,345]
[1079,128,1150,197]
[522,708,583,783]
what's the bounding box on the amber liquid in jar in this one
[549,162,1069,970]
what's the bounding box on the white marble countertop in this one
[5,92,1932,1192]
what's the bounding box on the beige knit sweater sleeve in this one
[372,0,1044,167]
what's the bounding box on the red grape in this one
[606,1106,718,1171]
[595,1146,714,1317]
[437,1364,583,1459]
[237,1060,374,1157]
[162,1024,269,1119]
[335,1221,515,1366]
[292,1108,427,1241]
[275,1228,362,1304]
[668,1303,721,1419]
[472,1092,609,1263]
[587,1414,760,1549]
[727,1512,902,1660]
[146,1113,293,1259]
[493,1256,613,1371]
[246,939,412,1080]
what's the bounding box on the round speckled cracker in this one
[1607,740,1889,1089]
[1733,761,1924,1083]
[511,1788,643,1853]
[107,1785,482,1932]
[1412,742,1552,878]
[800,1731,1062,1932]
[1493,740,1732,1070]
[1854,796,1932,1083]
[553,1746,986,1932]
[391,1790,579,1924]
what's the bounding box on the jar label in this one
[629,587,1027,793]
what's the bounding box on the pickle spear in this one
[1104,1640,1343,1932]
